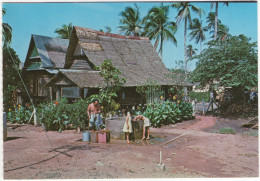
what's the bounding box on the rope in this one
[4,39,60,165]
[5,43,37,123]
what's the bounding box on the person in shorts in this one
[133,115,151,141]
[87,99,102,130]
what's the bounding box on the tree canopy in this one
[2,8,12,46]
[190,34,257,92]
[55,23,73,39]
[143,4,177,58]
[3,46,23,111]
[118,4,143,36]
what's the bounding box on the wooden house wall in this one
[23,71,53,103]
[117,87,142,106]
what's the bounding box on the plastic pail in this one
[82,131,91,142]
[97,132,106,143]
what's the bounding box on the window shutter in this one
[61,87,80,98]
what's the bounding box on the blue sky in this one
[2,2,258,71]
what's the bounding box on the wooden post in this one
[33,107,37,126]
[50,87,53,102]
[56,88,61,100]
[210,92,214,112]
[160,149,162,165]
[202,100,205,115]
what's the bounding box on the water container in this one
[91,132,98,143]
[106,131,110,143]
[82,131,90,142]
[97,132,106,143]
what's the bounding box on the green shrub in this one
[143,101,194,128]
[7,105,32,124]
[189,91,210,102]
[242,131,258,137]
[36,94,120,132]
[219,127,236,134]
[37,97,93,132]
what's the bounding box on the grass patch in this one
[219,127,236,134]
[242,131,258,137]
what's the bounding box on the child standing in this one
[122,111,133,144]
[134,115,151,141]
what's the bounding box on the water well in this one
[105,116,144,140]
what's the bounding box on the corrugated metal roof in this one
[27,62,42,70]
[32,35,69,68]
[45,69,59,74]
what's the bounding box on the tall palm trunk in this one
[160,29,163,59]
[200,41,202,54]
[214,2,218,40]
[184,18,188,101]
[184,18,188,76]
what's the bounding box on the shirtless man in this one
[87,99,102,130]
[133,115,151,141]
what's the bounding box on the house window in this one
[122,92,126,100]
[84,88,88,98]
[61,87,79,98]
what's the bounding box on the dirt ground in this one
[3,114,259,179]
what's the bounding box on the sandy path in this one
[3,115,258,179]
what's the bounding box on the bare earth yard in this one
[3,115,258,179]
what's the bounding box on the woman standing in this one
[122,110,133,144]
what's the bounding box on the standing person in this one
[122,110,133,144]
[87,99,102,130]
[134,115,151,141]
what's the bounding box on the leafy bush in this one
[37,94,120,132]
[143,101,194,127]
[189,91,210,102]
[219,127,236,134]
[242,131,258,137]
[7,105,32,124]
[37,97,94,132]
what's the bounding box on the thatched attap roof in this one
[61,26,174,87]
[46,69,105,88]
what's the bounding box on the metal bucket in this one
[82,131,91,142]
[91,132,98,143]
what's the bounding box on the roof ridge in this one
[74,26,150,40]
[32,34,69,41]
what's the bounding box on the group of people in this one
[87,99,151,144]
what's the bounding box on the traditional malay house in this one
[23,26,191,106]
[22,35,69,103]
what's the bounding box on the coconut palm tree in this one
[100,26,112,33]
[206,12,221,33]
[143,4,177,59]
[189,18,208,53]
[187,44,198,60]
[55,23,73,39]
[171,2,204,75]
[216,24,231,44]
[2,8,12,46]
[211,2,229,40]
[118,4,142,36]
